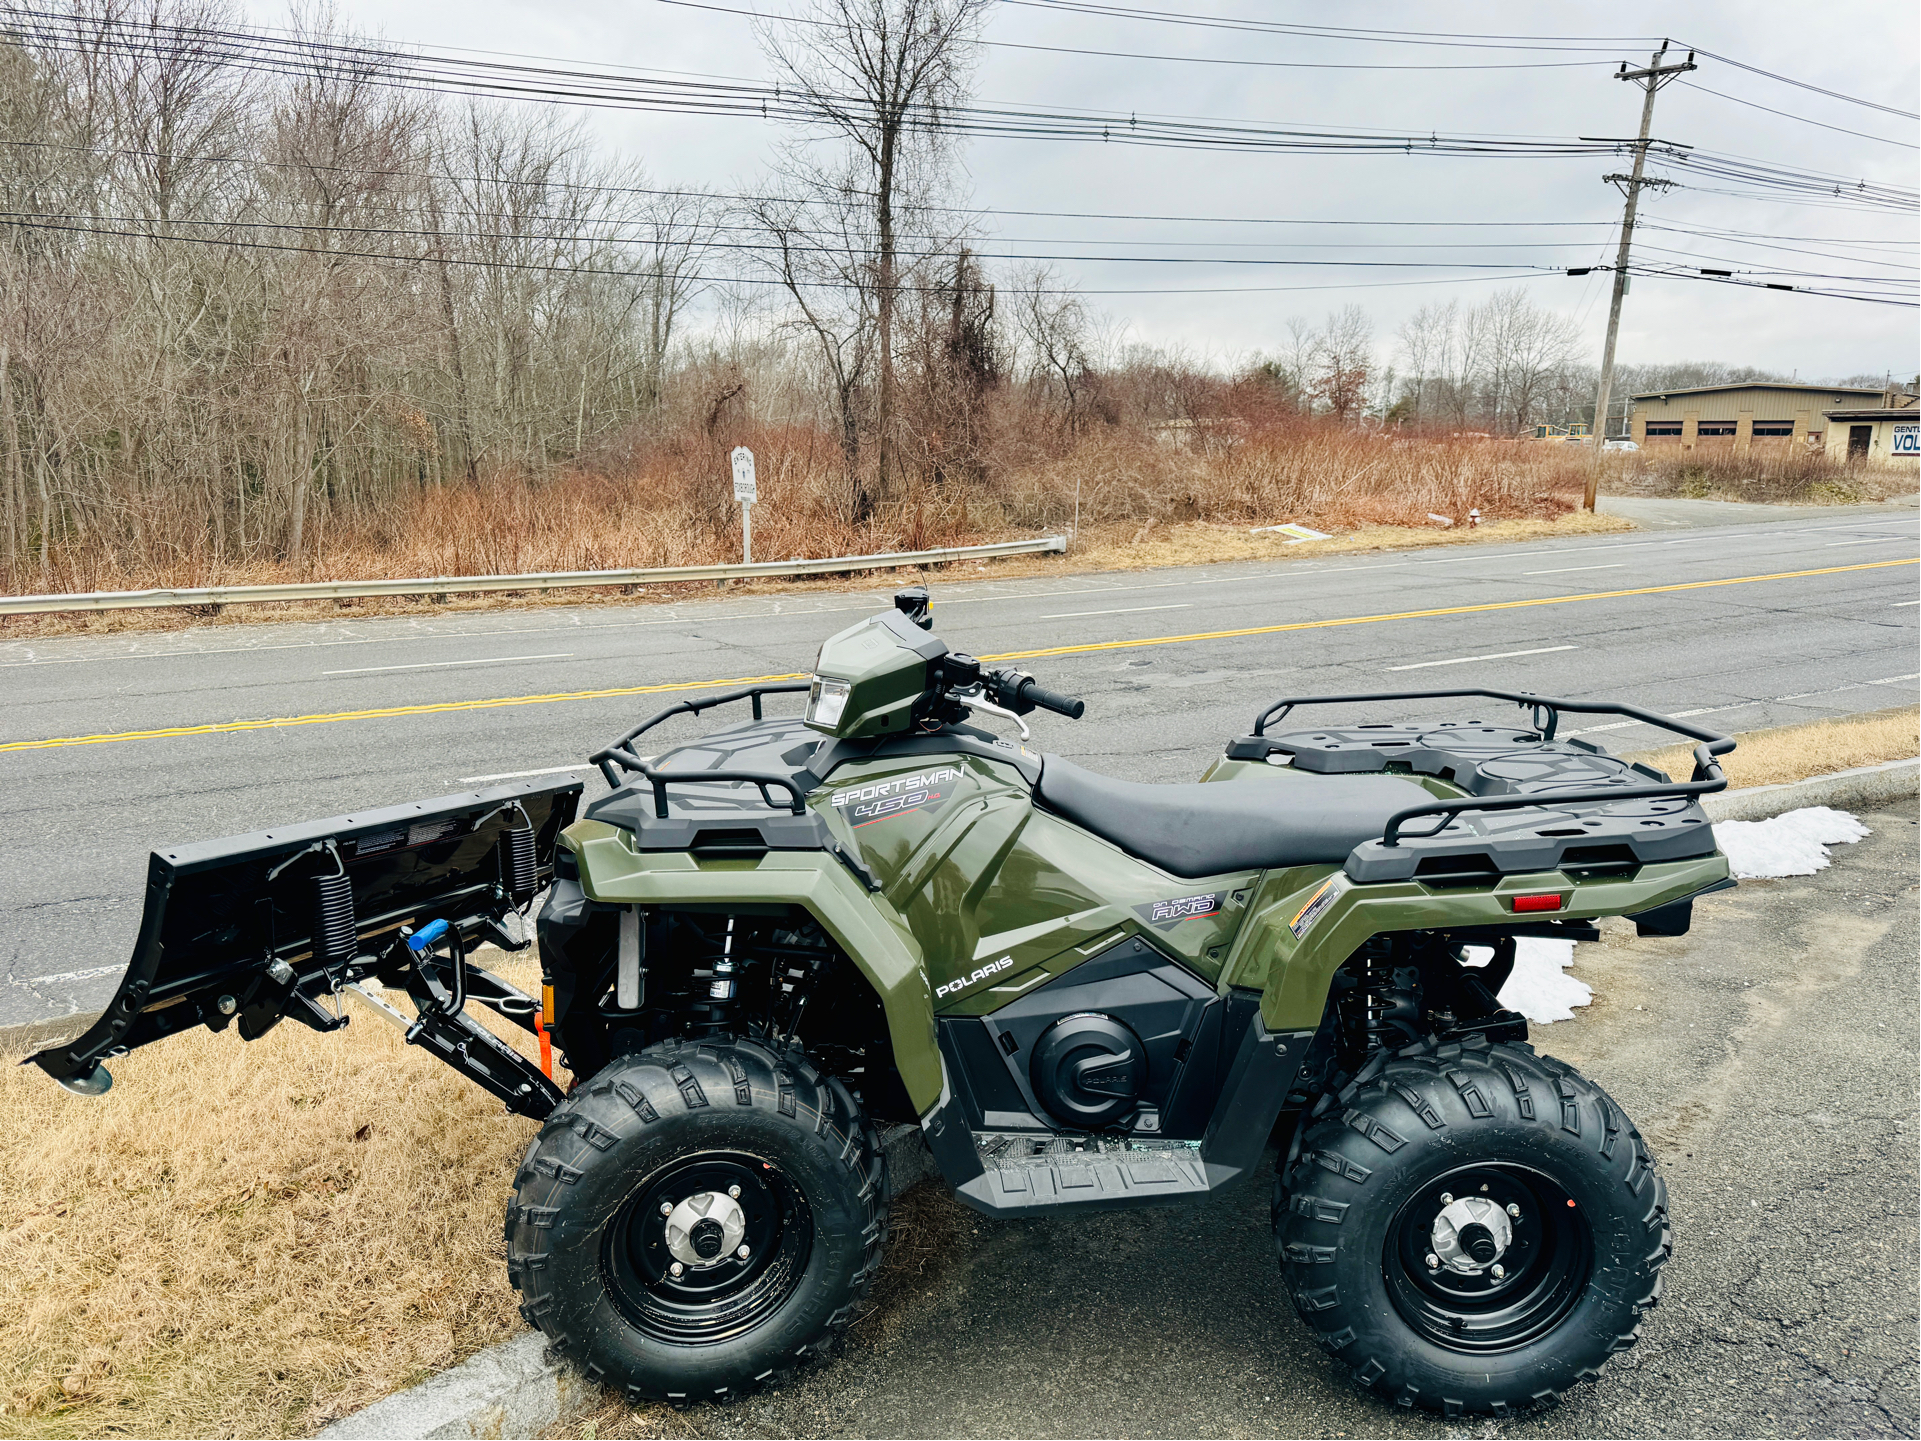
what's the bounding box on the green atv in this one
[32,588,1735,1417]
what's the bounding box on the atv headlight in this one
[807,676,852,729]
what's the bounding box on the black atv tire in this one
[505,1036,887,1403]
[1274,1036,1669,1417]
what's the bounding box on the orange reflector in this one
[1512,894,1563,913]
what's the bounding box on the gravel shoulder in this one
[561,801,1920,1441]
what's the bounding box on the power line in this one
[999,2,1657,54]
[16,7,1910,207]
[659,0,1623,70]
[1682,46,1919,122]
[1003,2,1921,122]
[1676,80,1919,149]
[0,212,1585,295]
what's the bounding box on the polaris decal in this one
[1134,891,1225,928]
[830,767,962,827]
[934,955,1014,999]
[1288,875,1349,940]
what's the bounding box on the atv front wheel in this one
[1275,1037,1668,1416]
[506,1037,887,1403]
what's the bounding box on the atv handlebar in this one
[996,672,1086,720]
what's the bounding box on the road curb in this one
[313,1123,935,1441]
[1702,756,1918,822]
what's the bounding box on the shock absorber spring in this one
[689,916,741,1038]
[1345,937,1422,1057]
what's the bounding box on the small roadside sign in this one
[731,447,758,503]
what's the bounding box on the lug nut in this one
[669,1262,684,1277]
[1425,1253,1440,1269]
[1439,1192,1453,1204]
[1491,1264,1506,1279]
[737,1244,751,1259]
[728,1184,742,1199]
[659,1201,673,1215]
[1506,1203,1521,1219]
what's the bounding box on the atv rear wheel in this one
[506,1037,886,1403]
[1274,1037,1668,1417]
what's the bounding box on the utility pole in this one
[1584,40,1696,510]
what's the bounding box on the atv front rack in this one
[590,682,812,816]
[1228,688,1736,884]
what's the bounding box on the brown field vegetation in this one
[10,418,1608,601]
[1632,706,1919,791]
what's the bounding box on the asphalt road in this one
[571,800,1920,1441]
[3,503,1917,1028]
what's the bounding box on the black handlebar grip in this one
[1017,679,1086,720]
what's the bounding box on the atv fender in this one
[1229,853,1735,1033]
[561,819,944,1112]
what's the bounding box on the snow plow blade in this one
[29,776,582,1117]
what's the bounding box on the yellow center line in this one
[5,556,1914,753]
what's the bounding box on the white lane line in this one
[17,963,124,986]
[1777,673,1919,701]
[323,652,573,676]
[1523,563,1627,576]
[1387,645,1577,672]
[1894,600,1921,607]
[1040,603,1193,620]
[1566,673,1921,735]
[1825,537,1915,547]
[456,763,590,784]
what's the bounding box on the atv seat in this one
[1036,755,1437,879]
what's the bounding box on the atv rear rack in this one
[590,681,812,816]
[1228,688,1736,884]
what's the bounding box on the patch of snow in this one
[1461,937,1591,1024]
[1714,806,1871,879]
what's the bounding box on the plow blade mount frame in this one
[28,776,583,1118]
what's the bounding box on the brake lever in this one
[961,689,1031,741]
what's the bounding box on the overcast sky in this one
[243,0,1919,381]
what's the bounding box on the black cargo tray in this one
[1225,688,1734,883]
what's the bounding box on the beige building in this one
[1822,398,1919,465]
[1627,382,1886,453]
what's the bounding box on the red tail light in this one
[1511,894,1563,913]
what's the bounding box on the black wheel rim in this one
[1383,1163,1593,1354]
[604,1152,814,1345]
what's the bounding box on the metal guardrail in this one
[0,535,1068,616]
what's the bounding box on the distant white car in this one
[1603,439,1640,452]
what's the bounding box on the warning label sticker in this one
[1288,874,1349,940]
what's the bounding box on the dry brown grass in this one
[1630,706,1919,790]
[0,958,557,1440]
[1601,443,1917,505]
[2,503,1632,643]
[7,421,1604,606]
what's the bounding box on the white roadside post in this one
[731,446,758,568]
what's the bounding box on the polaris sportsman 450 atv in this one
[32,588,1736,1416]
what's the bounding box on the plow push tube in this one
[27,777,582,1117]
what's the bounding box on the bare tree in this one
[1310,304,1372,422]
[755,0,990,511]
[1009,263,1091,432]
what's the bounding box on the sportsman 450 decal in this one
[830,767,962,827]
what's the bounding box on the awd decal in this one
[829,767,962,827]
[1289,875,1349,940]
[1134,892,1224,929]
[935,956,1014,999]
